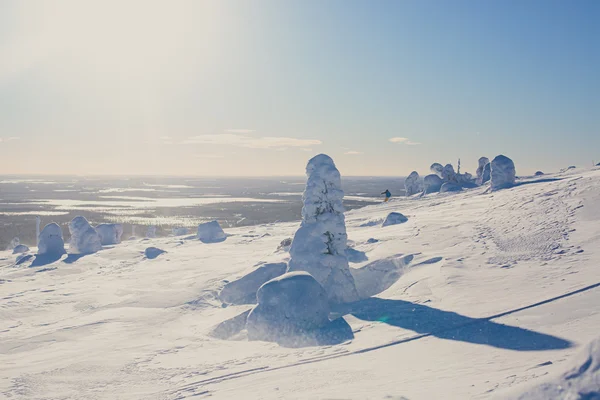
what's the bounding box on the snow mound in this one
[144,247,166,259]
[516,336,600,399]
[37,223,66,256]
[246,272,330,342]
[405,171,422,196]
[95,223,123,245]
[491,155,516,191]
[69,216,102,254]
[13,244,30,254]
[382,212,408,227]
[442,164,457,182]
[476,157,490,185]
[197,221,226,243]
[440,182,463,193]
[430,163,444,178]
[219,262,287,305]
[287,154,359,304]
[423,174,443,194]
[346,247,368,263]
[535,171,544,176]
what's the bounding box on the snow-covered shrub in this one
[95,223,123,245]
[38,223,66,256]
[404,171,422,196]
[197,220,226,243]
[382,212,408,227]
[490,155,516,191]
[219,262,287,305]
[287,154,359,303]
[441,182,463,193]
[516,336,600,399]
[246,272,330,342]
[69,216,102,254]
[423,174,443,194]
[430,163,444,178]
[476,157,490,185]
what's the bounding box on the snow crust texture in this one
[69,216,102,254]
[287,154,359,303]
[37,222,66,256]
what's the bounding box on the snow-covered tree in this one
[95,223,123,245]
[38,223,66,256]
[430,163,444,178]
[404,171,422,196]
[287,154,359,303]
[69,216,102,254]
[476,157,490,185]
[423,174,443,194]
[490,155,516,191]
[442,164,457,183]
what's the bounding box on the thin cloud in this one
[344,150,363,155]
[183,134,322,149]
[389,137,421,145]
[225,129,255,134]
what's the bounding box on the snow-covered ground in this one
[1,167,599,399]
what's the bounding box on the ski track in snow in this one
[1,168,600,399]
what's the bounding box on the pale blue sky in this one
[0,0,598,176]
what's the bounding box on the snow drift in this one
[382,212,408,226]
[69,216,102,254]
[219,262,287,305]
[287,154,359,303]
[37,223,66,256]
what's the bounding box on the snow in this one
[2,167,600,399]
[197,221,226,243]
[146,226,157,238]
[476,157,490,185]
[423,173,443,194]
[430,162,444,177]
[491,154,516,191]
[441,182,463,193]
[12,244,29,254]
[172,227,189,236]
[287,154,359,304]
[405,171,422,196]
[515,336,600,399]
[36,222,66,256]
[144,247,166,259]
[219,262,287,305]
[382,212,408,226]
[245,272,332,345]
[68,216,102,254]
[95,223,123,245]
[442,163,457,182]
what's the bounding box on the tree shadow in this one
[344,297,572,351]
[29,253,65,267]
[514,177,564,187]
[64,253,88,264]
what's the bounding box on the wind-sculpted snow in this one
[516,336,600,399]
[382,212,408,227]
[219,262,287,304]
[95,223,123,245]
[197,220,226,243]
[491,155,516,191]
[476,157,490,185]
[441,182,463,193]
[288,154,359,303]
[405,171,422,196]
[37,222,66,256]
[69,216,102,254]
[442,164,457,183]
[430,162,444,178]
[12,244,29,254]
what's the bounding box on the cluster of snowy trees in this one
[405,155,516,196]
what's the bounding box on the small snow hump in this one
[246,272,330,343]
[38,223,66,256]
[490,155,516,191]
[534,171,544,176]
[197,220,226,243]
[69,216,102,254]
[382,212,408,227]
[440,182,462,193]
[13,244,30,254]
[144,247,166,259]
[219,262,287,305]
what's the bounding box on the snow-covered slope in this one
[1,168,600,399]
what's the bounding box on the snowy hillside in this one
[1,167,600,399]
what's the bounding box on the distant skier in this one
[381,189,391,202]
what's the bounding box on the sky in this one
[0,0,598,176]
